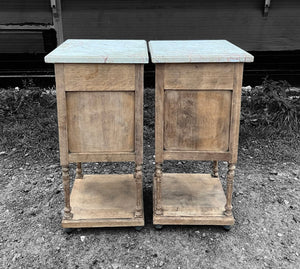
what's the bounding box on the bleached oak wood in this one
[69,152,135,163]
[66,91,135,153]
[62,165,72,220]
[229,63,244,163]
[212,161,219,177]
[154,163,163,216]
[64,64,135,91]
[75,162,83,179]
[135,65,144,164]
[164,63,234,90]
[155,64,165,163]
[62,174,144,228]
[163,151,231,161]
[134,164,143,218]
[225,163,236,216]
[54,64,69,165]
[164,90,231,151]
[153,173,234,225]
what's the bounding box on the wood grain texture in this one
[55,64,69,165]
[69,152,135,163]
[62,174,144,228]
[66,91,135,153]
[159,174,230,217]
[164,63,234,89]
[164,90,232,151]
[155,64,165,163]
[163,151,231,161]
[135,65,144,164]
[153,215,234,226]
[229,63,244,162]
[64,64,135,91]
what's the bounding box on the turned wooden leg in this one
[154,163,163,215]
[134,164,143,218]
[212,160,219,177]
[75,162,83,179]
[62,165,73,220]
[224,162,236,216]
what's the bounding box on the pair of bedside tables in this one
[45,39,253,230]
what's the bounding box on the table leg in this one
[154,163,163,215]
[212,160,219,177]
[134,164,143,218]
[62,165,73,220]
[75,162,83,179]
[225,162,236,216]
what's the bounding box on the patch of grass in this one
[241,78,300,137]
[0,80,58,162]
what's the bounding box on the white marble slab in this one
[45,39,149,63]
[149,40,254,63]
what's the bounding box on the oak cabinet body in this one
[149,40,254,226]
[45,40,148,228]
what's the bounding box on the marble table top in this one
[45,39,149,63]
[149,40,254,63]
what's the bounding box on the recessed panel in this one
[164,63,234,90]
[67,91,135,153]
[164,90,232,151]
[64,64,135,91]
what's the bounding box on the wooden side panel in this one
[155,64,165,163]
[54,64,69,165]
[66,91,135,153]
[135,65,144,164]
[229,63,244,162]
[64,64,135,91]
[164,64,234,90]
[164,90,232,152]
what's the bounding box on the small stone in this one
[284,200,289,205]
[80,236,86,242]
[277,197,284,204]
[278,233,283,237]
[195,230,200,234]
[159,261,164,267]
[146,266,151,269]
[269,171,278,175]
[202,233,206,237]
[178,161,182,165]
[268,176,275,181]
[0,151,6,155]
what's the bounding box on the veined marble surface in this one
[45,39,149,63]
[149,40,254,63]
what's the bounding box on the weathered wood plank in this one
[64,64,135,91]
[66,91,135,153]
[54,64,69,165]
[164,90,232,151]
[164,64,234,90]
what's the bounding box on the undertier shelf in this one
[154,173,234,225]
[62,174,144,228]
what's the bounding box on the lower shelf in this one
[62,174,144,228]
[153,173,234,226]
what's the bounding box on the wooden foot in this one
[62,165,73,220]
[212,160,219,177]
[134,164,143,218]
[224,162,235,216]
[75,162,83,179]
[154,163,163,215]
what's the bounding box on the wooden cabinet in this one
[149,40,254,227]
[45,40,148,228]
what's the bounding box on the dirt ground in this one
[0,87,300,269]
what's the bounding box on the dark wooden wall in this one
[61,0,300,51]
[0,0,52,53]
[1,0,300,53]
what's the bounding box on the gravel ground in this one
[0,88,300,269]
